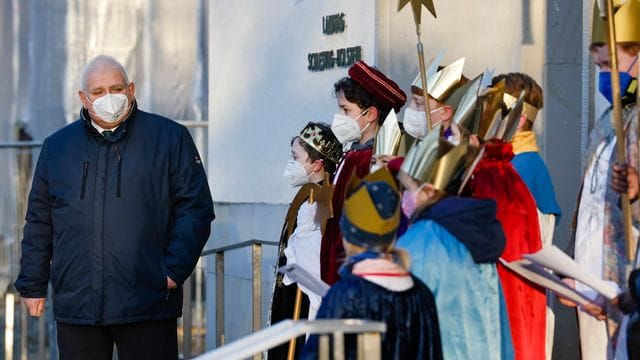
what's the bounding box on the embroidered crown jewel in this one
[300,124,343,163]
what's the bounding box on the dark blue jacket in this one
[14,105,215,325]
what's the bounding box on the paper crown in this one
[503,93,539,122]
[340,168,401,248]
[592,0,640,44]
[348,60,407,113]
[299,123,343,163]
[452,74,484,132]
[484,90,525,141]
[374,110,402,156]
[475,79,506,139]
[412,57,466,106]
[400,125,469,192]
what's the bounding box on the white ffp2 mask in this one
[331,109,370,144]
[91,93,129,123]
[283,160,311,187]
[402,107,445,139]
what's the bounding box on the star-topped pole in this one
[598,0,634,261]
[398,0,437,131]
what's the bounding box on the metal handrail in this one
[199,238,279,357]
[176,120,208,128]
[200,239,278,256]
[0,141,42,148]
[193,319,386,360]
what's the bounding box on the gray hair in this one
[80,55,129,92]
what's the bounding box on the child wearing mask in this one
[322,60,406,285]
[561,2,640,358]
[302,168,443,360]
[402,57,468,144]
[269,122,342,360]
[396,127,514,360]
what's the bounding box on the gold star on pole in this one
[398,0,437,25]
[398,0,437,130]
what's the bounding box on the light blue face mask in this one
[598,56,638,104]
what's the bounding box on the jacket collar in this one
[81,101,138,142]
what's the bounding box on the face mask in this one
[402,107,445,139]
[403,108,427,139]
[91,93,129,123]
[331,109,368,144]
[401,185,424,218]
[283,160,312,187]
[598,56,638,104]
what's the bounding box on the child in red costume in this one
[321,61,406,285]
[470,120,545,359]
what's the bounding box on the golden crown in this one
[592,0,640,44]
[299,123,343,163]
[503,93,539,123]
[412,57,466,106]
[482,90,525,141]
[400,125,470,191]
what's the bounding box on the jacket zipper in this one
[80,161,89,199]
[115,145,122,198]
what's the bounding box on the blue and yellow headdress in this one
[340,168,401,248]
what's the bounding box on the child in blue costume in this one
[494,73,561,240]
[396,127,514,359]
[302,168,443,360]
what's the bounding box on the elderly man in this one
[14,55,215,360]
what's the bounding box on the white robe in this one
[538,210,556,360]
[282,201,322,320]
[574,137,627,360]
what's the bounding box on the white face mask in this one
[91,93,129,123]
[402,107,445,139]
[283,160,312,187]
[403,108,427,139]
[331,110,368,144]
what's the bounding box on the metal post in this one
[252,243,262,360]
[215,252,224,347]
[333,331,345,360]
[183,275,193,359]
[38,310,46,359]
[360,332,382,360]
[195,258,204,354]
[4,293,15,360]
[20,303,26,360]
[319,335,330,360]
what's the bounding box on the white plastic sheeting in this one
[0,0,208,301]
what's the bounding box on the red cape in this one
[320,148,372,285]
[470,140,546,360]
